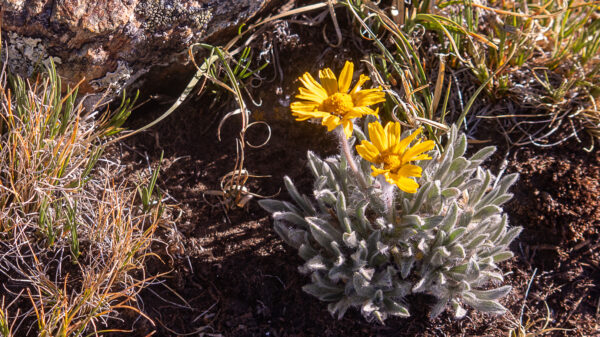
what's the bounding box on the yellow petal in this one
[351,74,369,94]
[342,120,354,138]
[384,122,401,151]
[356,141,380,163]
[388,174,419,193]
[394,128,422,154]
[338,61,354,93]
[371,166,389,177]
[402,140,435,163]
[299,73,328,99]
[322,114,341,131]
[319,68,339,96]
[344,110,364,119]
[368,122,387,152]
[396,164,423,178]
[297,87,327,103]
[292,110,330,121]
[349,106,378,117]
[352,88,386,107]
[290,101,319,113]
[411,153,432,161]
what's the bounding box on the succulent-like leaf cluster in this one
[259,126,522,323]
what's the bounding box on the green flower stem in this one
[337,128,368,191]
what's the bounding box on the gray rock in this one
[2,0,273,96]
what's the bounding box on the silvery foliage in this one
[259,126,522,323]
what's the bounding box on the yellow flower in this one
[290,61,385,138]
[356,122,435,193]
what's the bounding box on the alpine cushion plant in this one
[260,62,522,323]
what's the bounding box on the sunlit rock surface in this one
[2,0,272,95]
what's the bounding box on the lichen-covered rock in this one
[1,0,273,95]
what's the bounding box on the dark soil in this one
[109,104,599,337]
[108,19,600,337]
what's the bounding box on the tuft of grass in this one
[24,181,161,336]
[137,150,164,214]
[430,0,600,145]
[341,0,452,147]
[0,61,99,233]
[0,55,163,334]
[328,0,600,147]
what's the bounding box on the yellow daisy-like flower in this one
[290,61,386,138]
[356,122,435,193]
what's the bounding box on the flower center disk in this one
[321,93,354,116]
[383,154,402,172]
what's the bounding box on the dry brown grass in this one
[0,60,164,335]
